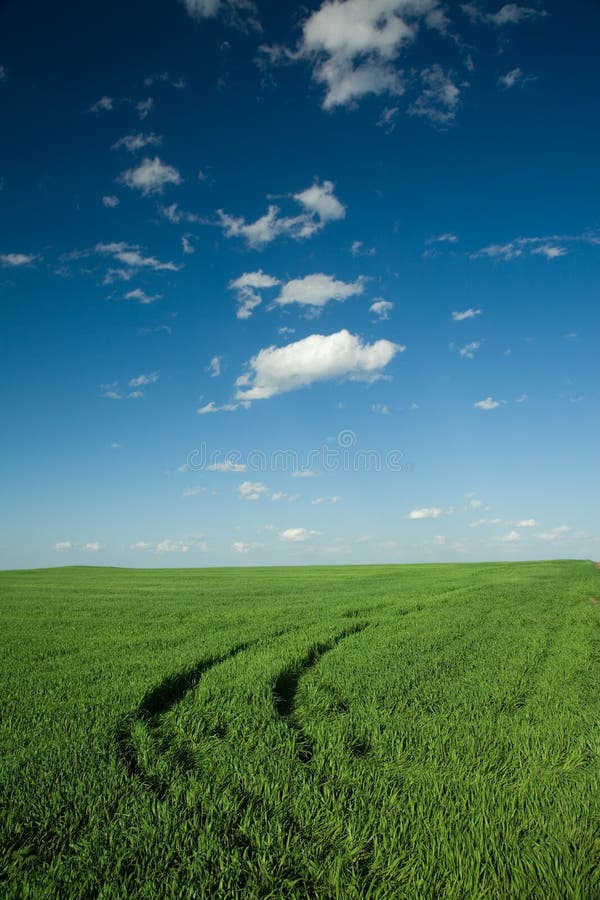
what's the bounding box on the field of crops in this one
[1,560,599,898]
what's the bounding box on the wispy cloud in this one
[112,132,162,153]
[0,253,39,267]
[452,308,482,321]
[217,180,345,248]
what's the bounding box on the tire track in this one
[273,623,369,762]
[115,641,253,792]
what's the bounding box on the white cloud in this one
[238,480,269,500]
[95,241,179,272]
[112,132,162,153]
[131,535,207,553]
[160,203,201,224]
[284,0,446,111]
[279,527,321,543]
[181,0,260,30]
[235,329,402,402]
[515,393,529,403]
[311,495,341,505]
[466,498,483,509]
[90,96,114,113]
[452,308,482,321]
[208,356,222,377]
[469,234,588,261]
[231,540,261,553]
[208,460,246,472]
[429,232,458,244]
[111,442,121,449]
[229,270,280,319]
[487,4,546,26]
[119,157,182,195]
[136,98,154,120]
[182,485,208,497]
[370,299,394,320]
[217,179,345,248]
[409,65,461,126]
[124,288,161,304]
[275,273,364,309]
[144,72,186,88]
[54,541,73,552]
[0,253,39,267]
[532,244,567,260]
[197,401,239,414]
[182,235,195,255]
[536,525,571,541]
[474,397,500,410]
[407,507,444,519]
[129,372,159,387]
[515,518,536,527]
[102,195,120,208]
[292,470,317,479]
[499,530,520,543]
[459,340,481,359]
[432,535,446,545]
[83,541,104,551]
[351,240,376,256]
[372,403,391,415]
[498,67,533,89]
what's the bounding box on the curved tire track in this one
[115,641,253,792]
[273,623,369,762]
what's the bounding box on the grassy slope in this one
[0,561,598,898]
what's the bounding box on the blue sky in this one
[1,0,598,568]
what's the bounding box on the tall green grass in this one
[1,561,598,897]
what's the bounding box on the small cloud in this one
[515,518,536,527]
[89,96,114,113]
[474,397,500,410]
[238,480,269,500]
[536,525,571,542]
[452,308,482,321]
[0,253,39,267]
[112,132,162,153]
[499,530,520,543]
[83,541,104,551]
[110,442,121,449]
[515,393,529,403]
[231,541,261,553]
[182,485,208,497]
[407,507,444,520]
[136,98,154,120]
[54,541,73,552]
[197,401,239,414]
[279,527,321,543]
[207,356,222,377]
[432,535,447,545]
[311,496,341,505]
[119,157,182,195]
[292,470,316,479]
[208,460,246,472]
[458,340,482,359]
[498,67,535,90]
[370,299,394,320]
[371,403,390,415]
[124,288,161,304]
[182,235,195,255]
[229,270,280,319]
[102,195,120,208]
[129,372,159,388]
[429,233,459,244]
[351,240,376,256]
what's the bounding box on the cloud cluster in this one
[217,180,345,248]
[235,329,402,401]
[229,270,280,319]
[287,0,445,110]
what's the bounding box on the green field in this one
[1,560,599,898]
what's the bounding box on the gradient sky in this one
[1,0,599,568]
